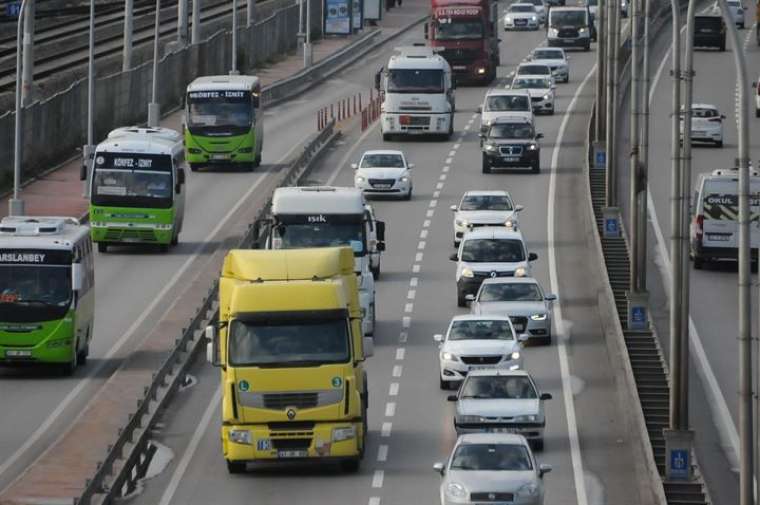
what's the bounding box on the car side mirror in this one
[721,114,726,119]
[465,294,475,301]
[515,204,524,212]
[351,163,359,169]
[376,221,386,241]
[536,133,544,139]
[540,392,553,400]
[518,333,530,342]
[528,252,538,261]
[450,204,458,211]
[408,163,415,169]
[71,262,83,291]
[447,394,458,402]
[433,462,445,475]
[205,325,221,367]
[363,336,374,358]
[433,333,444,342]
[449,253,458,261]
[477,106,482,113]
[478,133,485,138]
[539,463,553,477]
[545,293,557,301]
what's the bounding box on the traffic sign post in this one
[5,1,21,17]
[664,429,694,481]
[626,291,649,331]
[602,207,621,238]
[592,141,606,170]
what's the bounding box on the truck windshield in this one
[228,318,351,366]
[0,265,71,323]
[550,11,587,27]
[187,91,253,134]
[275,222,366,254]
[461,239,526,262]
[387,69,444,93]
[92,153,174,209]
[435,19,484,40]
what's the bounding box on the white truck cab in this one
[377,46,455,141]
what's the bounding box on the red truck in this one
[425,0,499,85]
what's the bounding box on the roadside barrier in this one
[317,89,382,132]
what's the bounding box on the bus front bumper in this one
[0,341,74,364]
[90,222,174,245]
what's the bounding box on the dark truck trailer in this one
[694,15,726,51]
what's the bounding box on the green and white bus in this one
[184,75,264,171]
[0,216,94,374]
[89,127,186,253]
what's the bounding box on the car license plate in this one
[5,350,31,357]
[374,184,391,189]
[211,154,230,161]
[488,427,517,433]
[453,65,467,70]
[278,450,308,458]
[707,234,730,242]
[502,156,520,162]
[470,365,494,371]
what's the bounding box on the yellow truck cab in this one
[206,247,373,473]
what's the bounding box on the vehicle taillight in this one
[694,214,704,244]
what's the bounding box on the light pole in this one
[123,0,133,70]
[148,0,161,127]
[629,0,642,291]
[595,0,606,142]
[191,0,200,43]
[82,0,96,198]
[10,0,30,216]
[304,0,313,67]
[604,0,619,206]
[247,0,255,26]
[638,0,651,292]
[231,0,239,74]
[178,0,189,46]
[21,0,34,106]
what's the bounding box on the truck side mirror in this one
[363,336,374,358]
[375,70,382,91]
[376,220,386,241]
[376,241,386,252]
[71,262,83,292]
[80,162,88,182]
[206,325,222,367]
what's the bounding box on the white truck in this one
[376,46,455,141]
[260,187,384,336]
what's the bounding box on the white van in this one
[690,169,760,269]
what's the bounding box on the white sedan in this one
[679,103,724,147]
[434,315,527,390]
[511,75,556,115]
[352,149,413,199]
[528,47,569,83]
[504,3,541,30]
[451,190,524,246]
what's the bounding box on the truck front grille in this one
[263,392,319,409]
[104,228,157,242]
[271,438,312,450]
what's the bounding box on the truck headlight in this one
[229,429,252,445]
[441,351,459,362]
[531,15,537,21]
[527,143,538,151]
[549,27,559,36]
[477,68,486,75]
[514,266,527,277]
[332,426,356,442]
[446,483,468,499]
[531,313,548,321]
[461,267,475,278]
[579,27,588,33]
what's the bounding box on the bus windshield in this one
[187,90,252,134]
[387,69,444,93]
[91,153,173,209]
[0,265,71,322]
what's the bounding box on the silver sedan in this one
[434,433,552,505]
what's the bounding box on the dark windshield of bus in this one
[0,265,71,322]
[434,19,484,40]
[387,69,444,93]
[550,10,587,27]
[228,318,350,366]
[92,153,174,209]
[187,90,253,135]
[274,222,366,255]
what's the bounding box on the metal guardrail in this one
[75,120,337,505]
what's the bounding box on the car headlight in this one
[543,93,551,100]
[446,482,468,499]
[506,15,513,22]
[455,219,468,227]
[332,426,356,442]
[461,267,475,278]
[579,27,588,33]
[549,27,558,36]
[400,176,410,182]
[229,429,252,445]
[531,313,548,321]
[441,351,459,362]
[509,351,521,360]
[531,15,537,21]
[484,143,498,151]
[527,143,538,151]
[514,266,527,277]
[456,415,483,424]
[517,482,540,497]
[514,414,538,423]
[356,175,365,182]
[504,218,515,229]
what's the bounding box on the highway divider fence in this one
[315,88,383,131]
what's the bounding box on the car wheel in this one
[440,377,450,390]
[457,290,468,307]
[548,105,555,115]
[189,163,200,172]
[693,256,704,270]
[720,42,726,51]
[371,264,380,280]
[715,140,723,148]
[482,155,491,174]
[532,159,541,173]
[171,234,178,246]
[404,188,412,201]
[226,460,246,474]
[252,152,262,168]
[584,43,590,51]
[756,107,760,118]
[61,342,78,376]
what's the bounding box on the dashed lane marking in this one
[372,470,385,488]
[389,383,399,396]
[396,348,406,360]
[385,402,397,417]
[392,365,403,378]
[381,422,392,437]
[377,445,389,463]
[404,303,414,313]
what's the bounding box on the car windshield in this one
[434,19,484,40]
[275,223,366,254]
[586,0,597,5]
[485,95,531,112]
[450,444,533,471]
[518,65,551,75]
[533,49,563,60]
[228,318,350,366]
[0,264,72,323]
[478,283,543,302]
[187,92,252,129]
[489,123,534,139]
[460,195,513,211]
[693,108,719,118]
[460,375,538,399]
[512,77,552,89]
[360,154,405,168]
[387,69,444,93]
[550,10,587,26]
[461,238,525,262]
[447,319,514,341]
[510,4,535,12]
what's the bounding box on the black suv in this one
[480,118,543,174]
[694,15,726,51]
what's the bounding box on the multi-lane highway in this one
[615,9,759,504]
[116,15,651,505]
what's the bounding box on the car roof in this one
[462,227,525,240]
[466,368,531,378]
[458,433,528,445]
[479,276,540,286]
[533,47,565,56]
[511,2,536,6]
[462,190,510,197]
[361,149,405,156]
[449,314,514,323]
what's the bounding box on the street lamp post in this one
[191,0,200,43]
[595,0,606,142]
[10,0,30,216]
[231,0,239,74]
[629,0,642,291]
[82,0,96,198]
[148,0,161,127]
[604,0,619,206]
[304,0,313,67]
[123,0,133,70]
[638,0,651,292]
[178,0,189,46]
[21,0,34,106]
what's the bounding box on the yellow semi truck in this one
[206,247,373,473]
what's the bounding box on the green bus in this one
[89,127,186,253]
[0,216,95,375]
[184,75,264,171]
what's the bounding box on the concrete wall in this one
[0,0,320,184]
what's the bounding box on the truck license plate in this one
[278,450,308,458]
[5,350,31,357]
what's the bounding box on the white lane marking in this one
[454,143,461,149]
[404,303,414,313]
[471,113,478,119]
[369,497,381,505]
[443,166,450,173]
[423,219,432,228]
[420,229,429,239]
[440,174,448,181]
[402,317,411,328]
[392,365,403,378]
[399,331,408,343]
[429,199,437,208]
[415,252,424,262]
[448,150,456,156]
[381,422,392,437]
[547,64,595,505]
[445,157,453,164]
[389,383,400,396]
[395,348,406,360]
[427,209,435,217]
[436,182,444,190]
[407,289,416,300]
[647,46,741,466]
[156,386,223,505]
[418,240,427,249]
[0,156,275,484]
[433,191,441,198]
[377,445,389,462]
[372,470,385,488]
[410,277,419,287]
[412,264,421,273]
[385,402,396,417]
[325,120,378,185]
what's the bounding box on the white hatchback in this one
[511,74,556,115]
[451,190,524,246]
[679,103,724,147]
[352,150,413,199]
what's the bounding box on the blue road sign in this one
[630,305,646,329]
[595,149,606,169]
[670,449,689,480]
[604,217,619,237]
[5,2,21,17]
